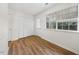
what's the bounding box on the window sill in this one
[47,29,79,33]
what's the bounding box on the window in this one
[49,21,56,29]
[51,21,56,29]
[58,22,63,29]
[62,22,68,30]
[46,17,50,28]
[46,16,56,29]
[46,6,78,32]
[69,21,77,30]
[57,21,77,31]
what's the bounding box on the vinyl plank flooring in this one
[8,35,76,55]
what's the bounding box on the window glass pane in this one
[46,22,49,28]
[69,22,77,30]
[50,21,56,29]
[46,17,49,29]
[62,22,68,30]
[53,22,56,29]
[58,22,63,29]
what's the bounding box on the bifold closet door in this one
[9,12,34,40]
[12,15,24,40]
[17,17,24,38]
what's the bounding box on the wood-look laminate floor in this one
[8,35,76,55]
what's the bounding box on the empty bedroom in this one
[0,3,79,55]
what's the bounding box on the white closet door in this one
[10,12,34,40]
[18,17,24,38]
[12,15,24,40]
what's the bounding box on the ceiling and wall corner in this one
[8,3,56,16]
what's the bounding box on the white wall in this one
[8,9,34,40]
[0,3,8,55]
[35,3,79,54]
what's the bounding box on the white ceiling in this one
[8,3,56,15]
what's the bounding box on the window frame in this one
[46,5,79,33]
